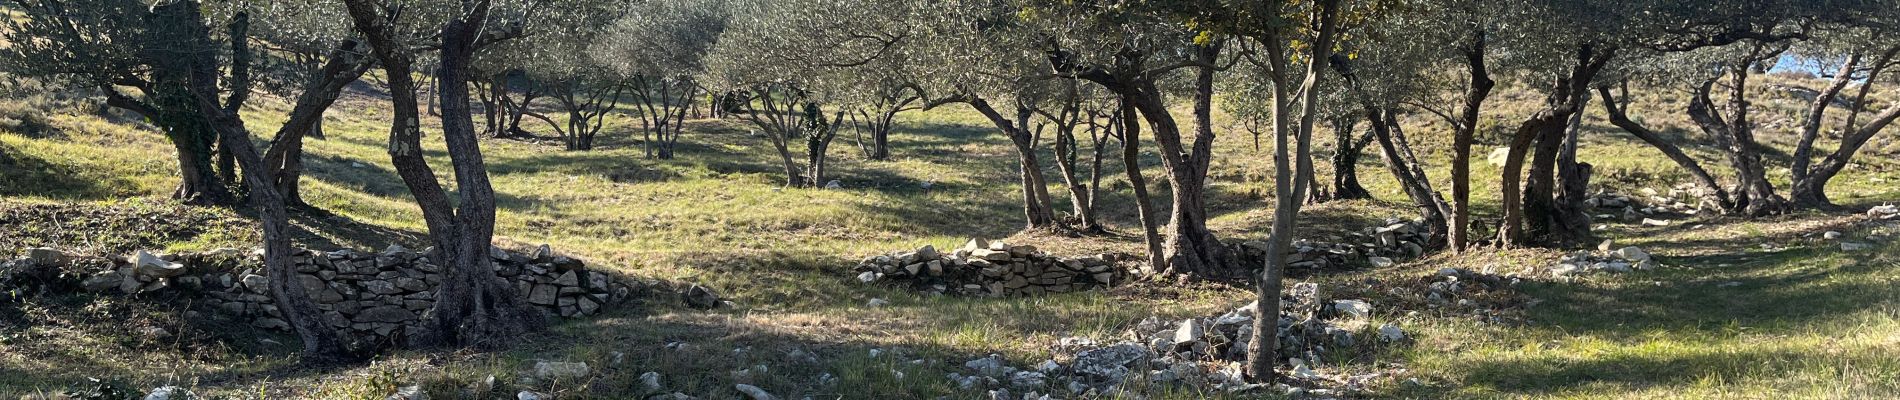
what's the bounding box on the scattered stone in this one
[639,371,663,392]
[134,251,186,279]
[867,298,890,307]
[734,383,777,400]
[1378,323,1405,342]
[386,385,428,400]
[531,361,591,381]
[1612,247,1652,263]
[516,391,546,400]
[25,247,64,266]
[144,386,187,400]
[1368,256,1395,268]
[1841,242,1872,251]
[1823,231,1843,240]
[1069,343,1150,383]
[1333,299,1371,318]
[1641,218,1670,227]
[684,285,721,309]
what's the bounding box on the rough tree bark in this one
[1335,59,1451,249]
[1052,41,1231,276]
[1326,117,1373,202]
[343,0,540,350]
[161,3,355,362]
[1033,86,1104,232]
[1118,96,1165,272]
[263,40,374,206]
[1249,0,1338,382]
[1449,30,1493,252]
[1792,46,1900,208]
[1688,51,1789,217]
[1597,84,1734,211]
[965,96,1057,229]
[1499,44,1610,247]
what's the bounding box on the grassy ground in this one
[1,71,1898,399]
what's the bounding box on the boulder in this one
[144,386,188,400]
[639,371,663,392]
[385,385,428,400]
[1486,147,1510,167]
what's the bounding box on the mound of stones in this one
[1230,219,1432,273]
[1549,244,1658,276]
[853,239,1133,296]
[1585,187,1709,225]
[17,244,635,346]
[948,284,1403,398]
[1871,204,1899,220]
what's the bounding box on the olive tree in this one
[338,0,621,349]
[594,0,729,158]
[2,0,234,204]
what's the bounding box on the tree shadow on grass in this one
[0,141,130,200]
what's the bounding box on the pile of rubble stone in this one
[853,239,1134,296]
[1231,219,1431,273]
[1549,245,1658,277]
[12,244,634,346]
[1870,204,1900,220]
[1585,186,1709,225]
[945,284,1406,398]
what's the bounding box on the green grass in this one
[1,71,1899,399]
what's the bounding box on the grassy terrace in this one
[1,73,1898,399]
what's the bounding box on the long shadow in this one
[0,141,123,200]
[1451,348,1872,396]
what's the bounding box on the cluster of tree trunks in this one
[342,0,541,350]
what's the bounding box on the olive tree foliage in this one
[1,0,234,204]
[593,0,730,158]
[0,0,376,362]
[703,0,910,187]
[467,0,627,151]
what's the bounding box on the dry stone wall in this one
[854,239,1134,296]
[52,244,634,346]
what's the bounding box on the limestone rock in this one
[1070,343,1150,383]
[639,371,663,392]
[734,383,777,400]
[1612,246,1651,263]
[684,284,721,309]
[134,251,187,279]
[1333,299,1371,318]
[1367,256,1395,268]
[531,361,591,381]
